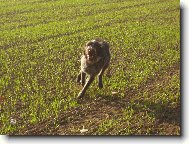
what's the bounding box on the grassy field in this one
[0,0,180,135]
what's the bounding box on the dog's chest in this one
[81,56,103,75]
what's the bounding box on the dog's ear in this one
[92,41,103,57]
[93,41,101,49]
[86,41,93,46]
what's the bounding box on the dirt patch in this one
[16,62,180,135]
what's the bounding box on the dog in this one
[77,38,110,99]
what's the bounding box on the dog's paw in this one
[77,92,84,99]
[77,74,81,84]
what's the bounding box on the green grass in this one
[0,0,180,135]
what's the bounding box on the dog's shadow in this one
[77,93,180,126]
[77,93,128,107]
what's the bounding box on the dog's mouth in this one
[87,55,95,61]
[86,47,96,62]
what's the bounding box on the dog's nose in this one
[87,55,94,61]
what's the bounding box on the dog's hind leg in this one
[98,61,109,89]
[77,75,95,99]
[77,72,81,83]
[81,72,86,86]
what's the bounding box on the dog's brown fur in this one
[77,38,111,98]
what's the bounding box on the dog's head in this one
[84,40,101,63]
[85,46,96,61]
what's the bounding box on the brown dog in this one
[77,38,111,98]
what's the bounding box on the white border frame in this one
[0,0,188,144]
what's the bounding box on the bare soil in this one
[15,62,180,136]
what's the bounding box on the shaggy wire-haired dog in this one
[77,38,111,99]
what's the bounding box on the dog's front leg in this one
[77,75,95,99]
[77,71,86,86]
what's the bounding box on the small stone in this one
[80,126,88,133]
[112,91,118,95]
[10,118,16,125]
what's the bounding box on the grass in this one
[0,0,180,135]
